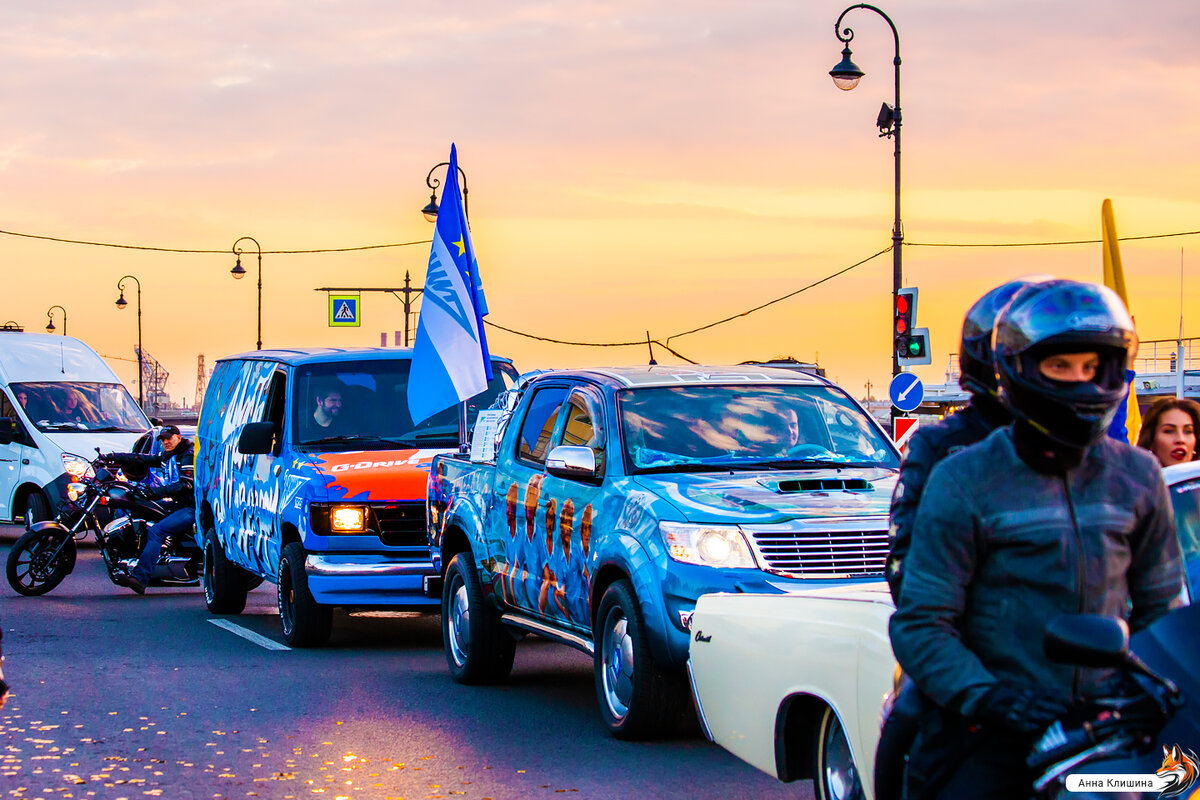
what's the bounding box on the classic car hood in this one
[634,468,896,525]
[304,448,447,503]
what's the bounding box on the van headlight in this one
[62,453,94,480]
[330,505,367,533]
[659,522,756,568]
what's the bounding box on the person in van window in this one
[55,388,98,425]
[113,426,196,595]
[312,385,344,431]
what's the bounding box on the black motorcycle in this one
[5,454,201,596]
[1029,604,1198,799]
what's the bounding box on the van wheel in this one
[594,580,691,740]
[442,552,516,684]
[278,542,331,647]
[203,529,249,614]
[23,490,51,525]
[814,706,865,800]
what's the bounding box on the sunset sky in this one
[2,0,1198,404]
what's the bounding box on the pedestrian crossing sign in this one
[328,294,360,327]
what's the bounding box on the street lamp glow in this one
[830,46,865,90]
[231,256,247,280]
[421,193,440,223]
[115,293,127,309]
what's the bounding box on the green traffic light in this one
[908,339,922,356]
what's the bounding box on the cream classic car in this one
[687,583,895,800]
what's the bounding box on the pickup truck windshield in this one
[293,359,518,449]
[12,381,149,433]
[619,384,898,473]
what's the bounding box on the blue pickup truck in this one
[427,366,900,739]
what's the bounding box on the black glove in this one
[973,683,1069,735]
[128,484,150,500]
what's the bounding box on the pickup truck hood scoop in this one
[634,468,896,524]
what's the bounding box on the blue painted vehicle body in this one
[429,366,900,668]
[195,347,516,611]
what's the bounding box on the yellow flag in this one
[1101,198,1141,443]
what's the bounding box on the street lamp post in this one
[420,162,469,223]
[115,276,144,409]
[45,305,67,335]
[830,3,903,380]
[231,236,263,350]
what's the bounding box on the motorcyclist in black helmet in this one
[875,278,1043,800]
[889,279,1184,800]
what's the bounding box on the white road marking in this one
[208,619,291,651]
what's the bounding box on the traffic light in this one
[894,287,932,366]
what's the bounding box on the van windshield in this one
[12,381,149,433]
[293,359,519,450]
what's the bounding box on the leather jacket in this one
[887,396,1009,603]
[889,426,1183,718]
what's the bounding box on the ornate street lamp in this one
[831,3,904,379]
[231,236,263,350]
[115,276,144,408]
[45,305,67,335]
[421,162,469,223]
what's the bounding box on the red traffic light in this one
[895,295,909,315]
[896,319,908,334]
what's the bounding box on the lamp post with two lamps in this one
[421,162,469,223]
[231,236,263,350]
[115,276,144,409]
[830,3,904,380]
[45,306,67,336]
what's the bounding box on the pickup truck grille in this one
[743,517,889,579]
[370,503,427,548]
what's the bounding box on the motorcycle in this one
[5,453,201,596]
[1029,603,1198,799]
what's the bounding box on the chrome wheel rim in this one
[447,574,470,668]
[821,710,862,800]
[601,612,634,720]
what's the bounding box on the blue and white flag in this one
[408,143,493,425]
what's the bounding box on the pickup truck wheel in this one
[203,529,249,615]
[278,541,332,647]
[442,552,515,684]
[594,580,690,740]
[814,705,865,800]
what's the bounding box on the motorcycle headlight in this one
[66,482,87,502]
[659,522,756,568]
[330,505,367,533]
[62,453,95,480]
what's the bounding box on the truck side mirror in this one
[237,421,277,455]
[0,417,14,446]
[546,445,598,480]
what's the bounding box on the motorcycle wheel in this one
[6,527,77,596]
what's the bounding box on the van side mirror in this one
[546,445,598,480]
[0,417,14,446]
[237,421,277,455]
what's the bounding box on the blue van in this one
[194,348,517,646]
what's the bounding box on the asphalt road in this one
[0,525,811,800]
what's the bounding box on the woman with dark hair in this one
[1137,396,1200,466]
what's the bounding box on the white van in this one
[0,333,150,522]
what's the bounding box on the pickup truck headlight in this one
[659,522,756,568]
[62,453,94,480]
[330,505,367,533]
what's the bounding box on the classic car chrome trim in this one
[686,660,715,742]
[304,555,433,576]
[501,613,595,655]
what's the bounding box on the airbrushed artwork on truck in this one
[195,359,280,577]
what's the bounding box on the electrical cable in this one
[0,228,431,254]
[905,229,1200,248]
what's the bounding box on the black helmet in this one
[959,278,1048,397]
[993,280,1137,448]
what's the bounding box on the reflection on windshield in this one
[1168,478,1200,598]
[12,382,148,433]
[294,359,518,449]
[619,384,897,473]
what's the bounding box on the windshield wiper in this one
[39,422,83,431]
[636,462,764,475]
[758,458,877,469]
[89,425,145,433]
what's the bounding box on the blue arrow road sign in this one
[889,373,924,412]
